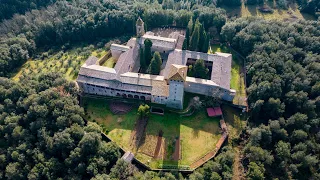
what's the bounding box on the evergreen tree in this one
[201,32,209,53]
[189,23,200,51]
[185,28,190,49]
[182,38,188,50]
[139,48,146,71]
[147,52,162,75]
[246,162,265,180]
[187,18,194,35]
[144,39,153,66]
[198,23,205,52]
[219,0,241,6]
[193,59,208,79]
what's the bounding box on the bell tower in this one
[136,17,145,37]
[166,64,188,110]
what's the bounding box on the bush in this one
[277,0,288,9]
[41,52,49,60]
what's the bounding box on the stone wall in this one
[152,95,167,105]
[80,83,152,101]
[110,44,130,59]
[184,81,235,102]
[166,80,184,109]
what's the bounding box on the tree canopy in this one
[147,51,162,75]
[221,17,320,179]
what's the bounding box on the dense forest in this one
[0,0,56,21]
[221,18,320,179]
[0,0,226,77]
[0,0,319,179]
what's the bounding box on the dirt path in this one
[153,130,163,159]
[173,137,180,161]
[232,147,241,180]
[130,117,148,150]
[232,146,245,180]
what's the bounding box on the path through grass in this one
[83,97,222,169]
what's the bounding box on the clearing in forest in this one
[221,2,315,21]
[84,97,222,170]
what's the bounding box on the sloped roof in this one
[152,80,169,97]
[142,34,176,43]
[207,107,222,117]
[85,56,99,66]
[122,151,134,163]
[167,64,188,81]
[79,65,117,80]
[120,72,164,87]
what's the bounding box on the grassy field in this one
[101,57,116,68]
[221,2,315,21]
[84,97,137,151]
[11,45,108,81]
[209,44,230,54]
[144,110,221,167]
[221,105,246,140]
[231,57,247,106]
[83,97,221,169]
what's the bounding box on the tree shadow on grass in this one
[83,96,223,170]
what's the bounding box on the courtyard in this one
[84,97,222,170]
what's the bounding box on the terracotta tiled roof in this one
[167,64,188,81]
[85,56,99,66]
[151,80,169,97]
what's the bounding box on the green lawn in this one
[84,97,137,151]
[101,57,116,68]
[231,56,247,106]
[83,97,222,169]
[209,44,230,54]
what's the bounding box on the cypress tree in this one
[148,51,162,75]
[185,28,190,49]
[144,39,152,65]
[201,31,209,53]
[198,23,205,52]
[182,38,188,50]
[189,23,200,51]
[187,18,194,34]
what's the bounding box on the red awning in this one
[207,107,222,117]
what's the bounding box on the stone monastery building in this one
[76,17,236,109]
